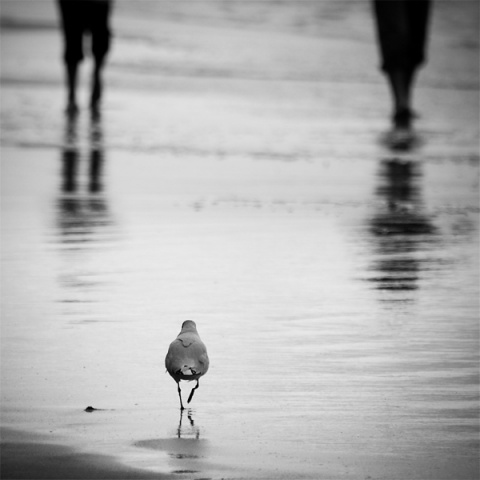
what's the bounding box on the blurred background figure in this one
[57,0,113,117]
[372,0,432,150]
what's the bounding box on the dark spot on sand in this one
[169,453,200,459]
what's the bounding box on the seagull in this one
[165,320,209,410]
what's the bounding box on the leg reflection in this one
[57,111,110,243]
[89,117,104,193]
[61,114,79,193]
[177,408,200,440]
[368,158,436,295]
[62,149,79,194]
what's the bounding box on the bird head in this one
[181,320,197,332]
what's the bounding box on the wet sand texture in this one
[1,442,161,480]
[1,1,479,479]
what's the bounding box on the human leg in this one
[387,68,416,128]
[389,0,431,128]
[57,0,85,114]
[65,62,80,115]
[88,1,112,113]
[373,1,414,122]
[373,1,430,123]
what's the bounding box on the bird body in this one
[165,320,209,409]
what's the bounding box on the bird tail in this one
[178,365,197,376]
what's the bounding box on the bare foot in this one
[384,107,419,151]
[65,100,79,118]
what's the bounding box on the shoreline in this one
[0,428,168,480]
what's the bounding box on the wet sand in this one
[1,1,479,479]
[1,428,163,480]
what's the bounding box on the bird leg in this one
[187,379,199,404]
[177,382,185,410]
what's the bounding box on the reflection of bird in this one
[165,321,209,410]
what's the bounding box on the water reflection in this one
[56,114,114,307]
[368,158,436,296]
[177,408,201,439]
[58,114,110,244]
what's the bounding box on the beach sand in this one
[1,428,164,480]
[1,1,479,479]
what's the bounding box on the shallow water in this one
[1,1,479,479]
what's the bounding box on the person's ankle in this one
[66,99,78,117]
[90,101,101,120]
[393,107,413,129]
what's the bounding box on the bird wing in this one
[187,341,209,374]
